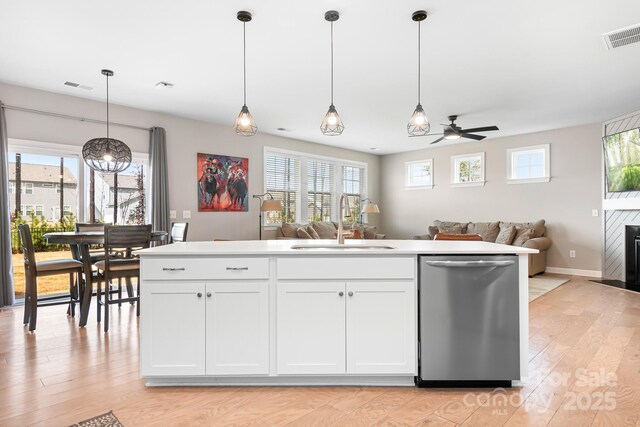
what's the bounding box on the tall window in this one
[507,144,550,184]
[265,153,299,225]
[264,148,367,225]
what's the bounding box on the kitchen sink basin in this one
[290,244,397,250]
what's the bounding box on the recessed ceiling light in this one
[277,127,289,132]
[370,147,381,151]
[155,81,174,89]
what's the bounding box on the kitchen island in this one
[139,240,536,387]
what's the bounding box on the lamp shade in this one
[362,203,380,214]
[261,199,282,212]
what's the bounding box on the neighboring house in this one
[8,162,78,222]
[94,172,143,224]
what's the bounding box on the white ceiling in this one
[1,0,640,154]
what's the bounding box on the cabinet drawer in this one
[142,257,269,281]
[277,256,415,280]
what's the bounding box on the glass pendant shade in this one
[321,104,344,136]
[407,104,430,136]
[83,137,132,173]
[235,105,258,136]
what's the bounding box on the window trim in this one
[451,152,486,187]
[263,146,368,227]
[405,159,434,190]
[506,144,551,184]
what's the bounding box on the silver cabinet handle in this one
[163,267,185,271]
[348,291,354,297]
[197,292,202,298]
[207,292,212,298]
[338,291,344,296]
[425,260,515,268]
[226,267,249,271]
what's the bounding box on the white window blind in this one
[265,152,300,225]
[308,159,335,222]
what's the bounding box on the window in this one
[8,182,14,194]
[264,148,367,226]
[35,204,44,217]
[405,159,433,189]
[507,144,550,184]
[23,183,33,194]
[451,153,485,186]
[20,205,34,217]
[307,160,334,222]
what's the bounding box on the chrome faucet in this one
[337,193,351,245]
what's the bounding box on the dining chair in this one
[70,223,111,263]
[17,224,84,332]
[95,225,152,332]
[170,222,189,243]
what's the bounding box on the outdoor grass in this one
[12,250,75,300]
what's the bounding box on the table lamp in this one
[252,193,283,240]
[360,198,380,224]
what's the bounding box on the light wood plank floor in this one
[1,277,639,426]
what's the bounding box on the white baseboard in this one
[545,267,602,278]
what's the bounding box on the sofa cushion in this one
[428,225,439,238]
[500,220,545,238]
[434,220,468,234]
[363,226,378,240]
[312,222,337,239]
[438,224,464,234]
[296,228,312,239]
[495,226,516,245]
[306,225,320,239]
[281,222,306,238]
[467,222,500,242]
[512,228,535,246]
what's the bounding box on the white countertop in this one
[138,239,538,256]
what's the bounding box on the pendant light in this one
[320,10,344,136]
[407,10,430,137]
[82,70,132,173]
[234,10,257,136]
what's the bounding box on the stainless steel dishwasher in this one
[417,255,520,387]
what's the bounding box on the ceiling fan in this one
[427,115,499,145]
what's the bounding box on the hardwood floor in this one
[1,277,639,426]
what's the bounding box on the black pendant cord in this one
[243,21,247,107]
[330,21,334,106]
[106,73,110,139]
[417,19,421,105]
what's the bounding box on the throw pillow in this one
[363,225,378,239]
[512,228,534,246]
[467,222,500,242]
[438,224,463,234]
[311,222,337,239]
[281,222,305,238]
[296,228,312,239]
[351,223,366,239]
[495,226,516,245]
[306,225,320,239]
[428,225,439,238]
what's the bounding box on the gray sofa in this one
[413,219,550,276]
[277,221,386,240]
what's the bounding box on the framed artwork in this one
[197,153,249,212]
[405,159,433,189]
[451,152,485,187]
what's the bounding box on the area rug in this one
[529,275,569,302]
[69,411,123,427]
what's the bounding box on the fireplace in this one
[625,225,640,284]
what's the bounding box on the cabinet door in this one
[141,282,206,376]
[346,281,416,374]
[205,281,269,375]
[277,282,346,374]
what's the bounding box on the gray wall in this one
[0,82,381,241]
[380,123,603,272]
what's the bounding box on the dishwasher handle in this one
[424,260,515,268]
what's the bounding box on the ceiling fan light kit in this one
[407,10,431,137]
[234,10,258,137]
[82,69,132,173]
[320,10,344,136]
[429,115,500,145]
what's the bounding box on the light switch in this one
[182,210,191,219]
[170,210,177,219]
[592,209,599,217]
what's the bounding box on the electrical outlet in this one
[182,210,191,219]
[170,210,177,219]
[569,250,576,258]
[592,209,599,217]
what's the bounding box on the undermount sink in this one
[290,244,397,250]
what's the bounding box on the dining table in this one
[43,230,167,327]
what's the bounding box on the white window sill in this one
[507,177,550,184]
[405,184,433,190]
[451,181,486,188]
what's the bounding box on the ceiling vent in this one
[63,81,93,90]
[155,81,174,89]
[603,24,640,50]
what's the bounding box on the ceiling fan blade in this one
[430,136,446,145]
[460,133,486,141]
[460,126,499,133]
[408,132,443,138]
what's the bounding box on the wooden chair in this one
[170,222,189,243]
[17,224,83,332]
[95,225,152,332]
[70,223,111,263]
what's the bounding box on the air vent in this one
[603,24,640,50]
[155,81,174,89]
[64,81,79,87]
[63,81,93,90]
